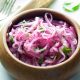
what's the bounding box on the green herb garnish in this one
[39,26,45,32]
[9,36,14,43]
[62,46,71,54]
[38,57,44,65]
[63,1,80,12]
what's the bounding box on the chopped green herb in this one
[62,46,71,54]
[9,36,14,43]
[63,1,80,12]
[38,57,43,65]
[39,26,45,32]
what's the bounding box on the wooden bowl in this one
[0,8,80,80]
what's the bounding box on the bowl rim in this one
[3,8,80,69]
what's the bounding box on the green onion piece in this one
[9,36,14,43]
[63,1,80,12]
[38,57,43,65]
[62,46,71,54]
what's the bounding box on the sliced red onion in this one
[57,48,66,64]
[7,13,77,66]
[45,13,54,27]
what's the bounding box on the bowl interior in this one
[5,8,80,68]
[8,9,74,31]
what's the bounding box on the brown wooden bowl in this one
[0,8,80,80]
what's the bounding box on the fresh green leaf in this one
[63,1,80,12]
[9,36,14,43]
[72,4,80,11]
[62,46,71,54]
